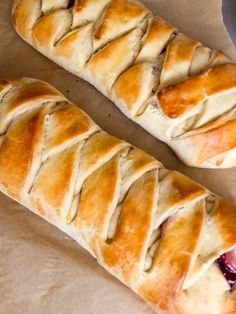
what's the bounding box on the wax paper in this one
[0,1,235,313]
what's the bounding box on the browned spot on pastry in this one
[74,0,90,12]
[94,0,148,40]
[114,64,142,110]
[0,79,11,90]
[158,64,236,118]
[54,26,89,59]
[146,17,175,44]
[165,34,199,65]
[32,10,72,48]
[113,62,155,114]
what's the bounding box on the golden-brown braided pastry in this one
[0,78,235,314]
[12,0,236,168]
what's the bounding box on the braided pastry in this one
[12,0,236,168]
[0,77,236,314]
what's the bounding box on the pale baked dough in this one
[0,78,235,314]
[12,0,236,168]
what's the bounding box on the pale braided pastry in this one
[0,78,236,314]
[12,0,236,168]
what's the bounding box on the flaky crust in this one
[0,78,235,314]
[12,0,236,168]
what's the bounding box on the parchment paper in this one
[0,1,235,313]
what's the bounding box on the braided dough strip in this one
[0,78,235,314]
[12,0,236,168]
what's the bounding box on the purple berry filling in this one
[67,0,75,9]
[217,254,236,289]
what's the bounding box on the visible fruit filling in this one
[67,0,75,9]
[217,250,236,289]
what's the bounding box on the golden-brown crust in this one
[119,147,159,201]
[5,80,62,113]
[76,131,128,178]
[136,16,176,63]
[0,79,64,134]
[145,17,175,45]
[113,63,143,111]
[179,117,236,165]
[44,102,98,158]
[73,0,111,27]
[31,143,82,220]
[55,28,80,59]
[74,0,90,13]
[54,23,92,58]
[32,10,72,48]
[158,64,236,119]
[74,0,108,15]
[94,0,148,49]
[160,33,200,88]
[101,170,158,283]
[73,153,122,250]
[12,0,42,41]
[0,105,48,200]
[1,77,236,313]
[123,147,158,176]
[86,29,142,93]
[158,171,207,211]
[113,62,155,114]
[224,292,236,314]
[215,198,236,248]
[139,201,206,313]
